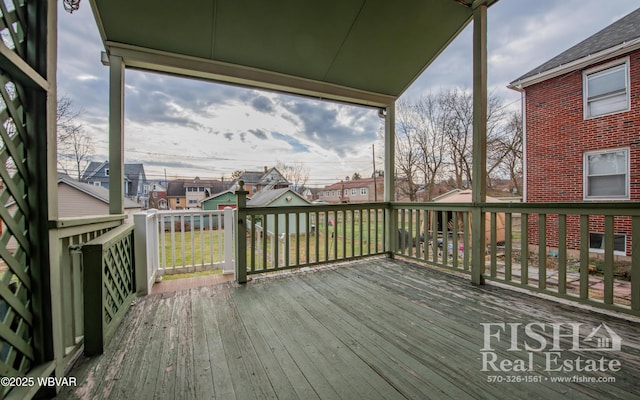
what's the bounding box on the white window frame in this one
[105,168,109,176]
[344,189,349,196]
[351,188,357,195]
[360,188,367,195]
[583,147,629,200]
[589,232,627,256]
[583,58,630,119]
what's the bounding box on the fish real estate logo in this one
[480,322,623,373]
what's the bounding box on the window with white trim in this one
[351,188,356,195]
[589,232,626,255]
[583,148,629,200]
[583,59,629,119]
[105,168,109,176]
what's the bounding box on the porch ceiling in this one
[90,0,497,107]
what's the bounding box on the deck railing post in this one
[134,210,156,296]
[224,207,235,274]
[235,181,249,283]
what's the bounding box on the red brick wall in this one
[525,50,640,255]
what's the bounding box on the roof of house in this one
[322,177,381,191]
[510,7,640,86]
[236,167,290,186]
[58,174,141,209]
[81,161,146,183]
[246,188,309,207]
[80,161,108,181]
[200,190,237,203]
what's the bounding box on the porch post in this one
[235,181,249,283]
[108,55,125,215]
[384,103,396,256]
[471,3,488,285]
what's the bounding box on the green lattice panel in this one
[0,1,35,396]
[102,235,134,328]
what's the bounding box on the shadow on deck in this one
[60,258,639,399]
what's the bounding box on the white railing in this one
[134,208,235,294]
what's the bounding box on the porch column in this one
[384,103,396,256]
[471,3,487,285]
[108,55,125,215]
[235,181,249,283]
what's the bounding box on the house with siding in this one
[5,175,141,232]
[247,188,311,234]
[234,167,290,195]
[508,7,640,256]
[167,177,233,210]
[80,161,148,204]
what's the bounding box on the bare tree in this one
[276,161,309,194]
[441,88,504,189]
[395,100,423,201]
[413,95,449,201]
[494,110,523,194]
[57,97,94,180]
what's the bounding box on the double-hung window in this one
[583,58,629,119]
[583,148,629,200]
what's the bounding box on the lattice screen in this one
[103,235,135,327]
[0,0,35,394]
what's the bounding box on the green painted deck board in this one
[60,258,640,399]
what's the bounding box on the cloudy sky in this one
[56,1,639,186]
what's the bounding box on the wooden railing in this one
[393,202,640,317]
[236,202,387,282]
[48,216,125,372]
[134,209,235,293]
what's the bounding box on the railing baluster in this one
[558,214,567,295]
[250,214,256,272]
[160,214,166,271]
[262,213,268,270]
[538,213,547,289]
[580,215,590,300]
[452,211,459,269]
[170,214,176,270]
[521,213,528,285]
[632,216,640,311]
[331,211,338,260]
[209,214,214,265]
[490,212,497,278]
[505,212,512,281]
[199,214,204,267]
[604,215,614,304]
[304,212,311,264]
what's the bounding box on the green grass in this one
[160,229,228,267]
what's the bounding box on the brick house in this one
[508,8,640,256]
[318,177,384,204]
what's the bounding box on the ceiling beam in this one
[106,42,395,108]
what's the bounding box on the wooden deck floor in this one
[60,258,640,399]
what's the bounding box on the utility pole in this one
[372,144,378,202]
